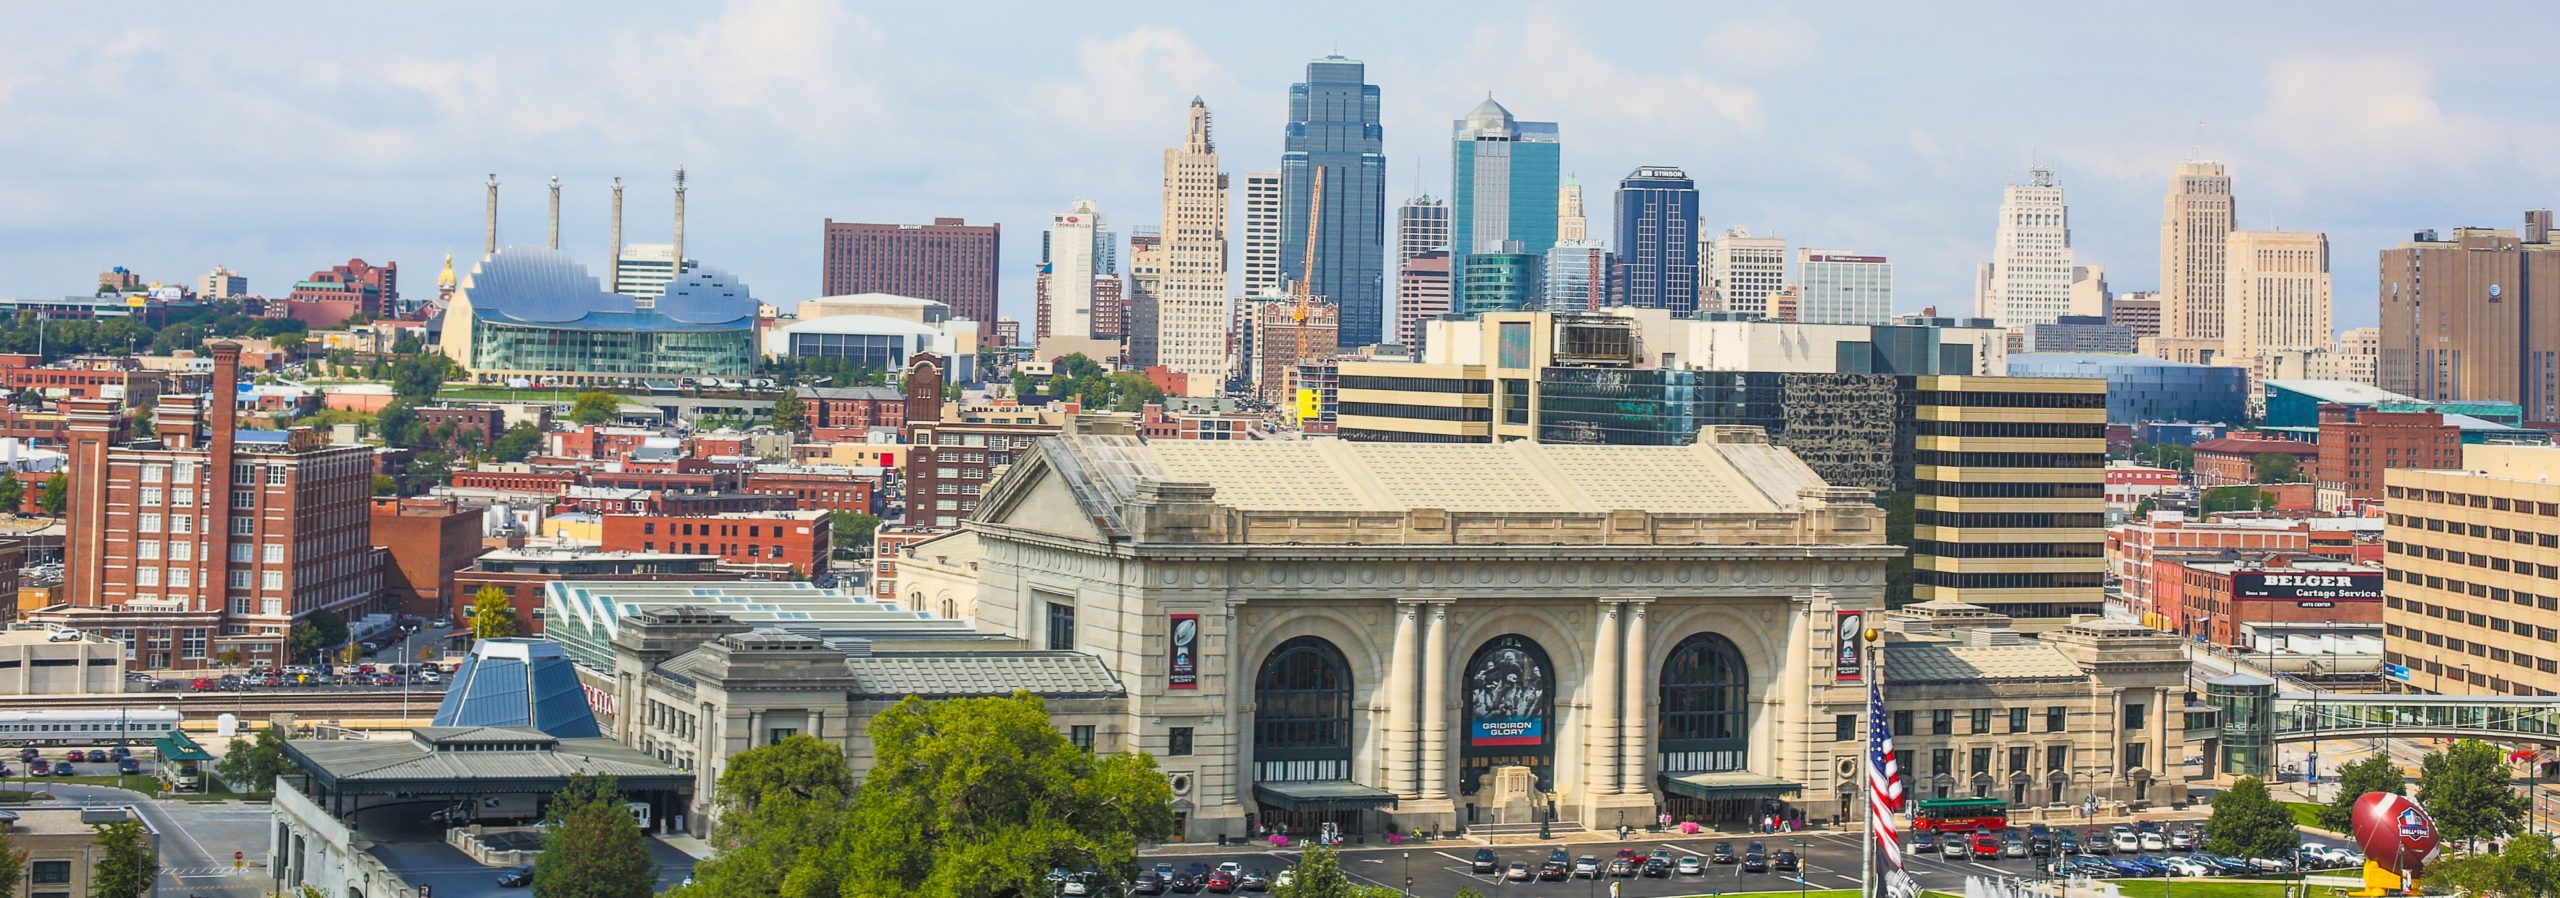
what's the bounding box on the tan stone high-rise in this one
[1557,176,1588,242]
[2379,226,2560,421]
[2223,230,2331,362]
[1155,99,1231,396]
[2159,161,2235,341]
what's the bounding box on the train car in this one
[0,709,185,747]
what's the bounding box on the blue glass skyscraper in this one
[1614,165,1700,314]
[1281,54,1388,348]
[1448,96,1560,314]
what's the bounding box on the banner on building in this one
[2234,571,2382,603]
[1464,635,1554,749]
[1168,614,1199,690]
[1835,610,1866,682]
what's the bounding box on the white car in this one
[2140,832,2166,851]
[2114,830,2142,853]
[2162,857,2211,877]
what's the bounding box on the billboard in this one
[1834,610,1866,682]
[1464,635,1553,750]
[1167,614,1199,690]
[2234,571,2381,603]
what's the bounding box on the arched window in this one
[1254,636,1352,782]
[1659,632,1749,773]
[1460,634,1556,793]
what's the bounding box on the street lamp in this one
[1790,836,1810,898]
[1402,851,1410,897]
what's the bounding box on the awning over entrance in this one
[1660,772,1803,800]
[1253,780,1399,811]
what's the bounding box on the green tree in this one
[680,736,858,898]
[2203,777,2299,860]
[2322,754,2406,833]
[0,824,23,898]
[36,472,66,515]
[468,586,520,640]
[492,422,543,462]
[771,386,806,432]
[533,774,658,898]
[272,332,307,355]
[215,725,290,792]
[286,610,347,663]
[370,473,397,496]
[2201,485,2274,514]
[387,354,448,405]
[1273,846,1400,898]
[570,391,621,425]
[215,647,245,669]
[2420,739,2530,844]
[375,401,421,448]
[716,734,854,814]
[828,510,882,559]
[89,818,158,898]
[2252,451,2302,483]
[2499,833,2560,898]
[0,475,22,513]
[1011,370,1037,401]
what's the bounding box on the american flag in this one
[1869,681,1916,898]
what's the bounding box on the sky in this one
[5,1,2560,334]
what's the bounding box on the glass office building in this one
[1461,251,1543,314]
[2006,352,2247,425]
[1449,96,1560,314]
[1282,55,1389,348]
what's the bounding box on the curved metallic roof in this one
[459,246,753,331]
[654,265,758,325]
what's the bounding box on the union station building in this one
[955,423,1900,839]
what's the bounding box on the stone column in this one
[1784,594,1815,789]
[1385,602,1422,797]
[1587,600,1622,796]
[1619,600,1651,795]
[1421,602,1452,801]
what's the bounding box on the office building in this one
[1150,99,1232,396]
[897,356,1062,530]
[1909,375,2108,622]
[2110,291,2161,339]
[2005,353,2249,426]
[614,243,690,304]
[1281,55,1388,348]
[2337,327,2380,386]
[818,218,1000,336]
[1126,229,1163,368]
[598,509,832,577]
[1253,301,1337,405]
[2018,316,2135,355]
[1976,167,2076,327]
[199,265,247,300]
[2191,433,2320,488]
[1543,241,1610,312]
[438,248,757,385]
[2378,225,2560,421]
[1705,227,1786,315]
[1459,248,1541,314]
[1037,199,1105,343]
[1448,96,1560,315]
[9,808,159,898]
[1396,195,1450,264]
[1615,166,1701,314]
[1242,172,1284,298]
[2317,406,2461,506]
[287,258,399,320]
[765,300,980,385]
[2159,161,2236,341]
[2223,230,2331,364]
[2069,265,2109,320]
[1557,176,1588,242]
[45,344,385,669]
[1396,250,1452,352]
[1797,250,1892,325]
[2382,444,2560,696]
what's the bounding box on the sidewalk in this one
[656,831,714,860]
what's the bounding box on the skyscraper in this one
[1705,227,1785,315]
[1796,249,1892,325]
[1126,229,1163,367]
[1242,172,1284,297]
[2378,225,2560,420]
[2159,161,2236,341]
[1038,200,1103,343]
[1448,96,1560,314]
[614,244,690,305]
[1557,176,1588,242]
[1613,166,1700,314]
[1281,55,1387,348]
[1976,167,2075,326]
[2222,230,2331,364]
[1396,250,1452,352]
[820,218,1002,335]
[1544,240,1612,311]
[1396,195,1450,265]
[1154,98,1231,396]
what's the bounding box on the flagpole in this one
[1862,630,1877,898]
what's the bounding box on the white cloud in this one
[1399,10,1765,165]
[1702,14,1819,73]
[2246,56,2500,188]
[1024,27,1240,138]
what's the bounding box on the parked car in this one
[1203,870,1235,893]
[50,764,73,777]
[1472,849,1498,874]
[1541,861,1570,882]
[28,760,48,774]
[2141,832,2167,852]
[1742,852,1770,874]
[1132,873,1166,895]
[117,758,140,774]
[1506,862,1535,882]
[2169,828,2199,850]
[497,865,534,887]
[2162,857,2212,877]
[1674,856,1703,875]
[84,750,106,763]
[1607,858,1636,878]
[2086,830,2114,855]
[2113,828,2142,854]
[2004,833,2029,858]
[1713,843,1738,863]
[1639,859,1669,879]
[1911,832,1940,855]
[2056,831,2080,855]
[1238,869,1269,892]
[2247,856,2294,874]
[1573,857,1601,879]
[1773,850,1800,873]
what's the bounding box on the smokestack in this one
[548,176,561,251]
[672,166,688,283]
[484,174,499,256]
[608,177,624,293]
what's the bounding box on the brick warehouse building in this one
[820,218,1001,342]
[371,497,486,618]
[898,354,1061,530]
[2317,405,2461,506]
[598,509,832,577]
[44,343,385,669]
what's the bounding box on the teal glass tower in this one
[1282,55,1388,347]
[1448,96,1560,314]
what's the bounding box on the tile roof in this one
[842,652,1123,699]
[1882,642,2087,684]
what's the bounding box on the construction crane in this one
[1288,167,1325,417]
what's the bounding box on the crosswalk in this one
[165,866,248,879]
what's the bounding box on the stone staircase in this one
[1468,819,1589,839]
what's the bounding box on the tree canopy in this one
[468,586,520,640]
[2251,451,2303,483]
[2322,754,2406,833]
[534,774,659,898]
[35,473,66,515]
[90,818,158,898]
[1273,847,1401,898]
[674,693,1174,898]
[828,510,882,559]
[492,421,543,462]
[570,391,623,425]
[216,725,291,792]
[2419,739,2529,844]
[2204,777,2298,859]
[771,386,806,432]
[286,610,347,663]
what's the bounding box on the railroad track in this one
[9,690,448,714]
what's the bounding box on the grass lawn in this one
[2282,802,2328,829]
[45,774,159,791]
[2107,879,2307,898]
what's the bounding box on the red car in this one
[191,677,216,691]
[1203,871,1236,894]
[1971,833,2001,860]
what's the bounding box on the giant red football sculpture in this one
[2350,791,2441,873]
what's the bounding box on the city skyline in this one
[5,3,2560,333]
